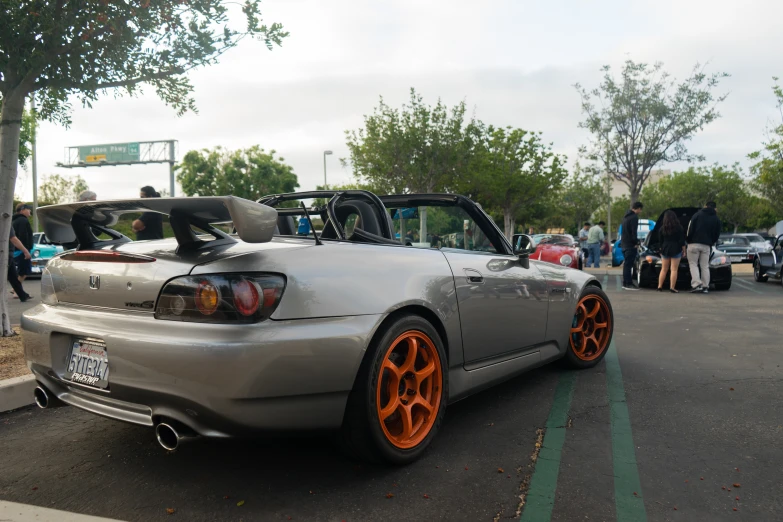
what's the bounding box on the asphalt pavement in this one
[1,274,781,521]
[8,279,41,325]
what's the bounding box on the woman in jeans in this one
[657,210,687,292]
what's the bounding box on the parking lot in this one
[1,272,781,522]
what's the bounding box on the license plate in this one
[730,256,742,262]
[66,339,110,389]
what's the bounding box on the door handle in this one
[464,268,484,284]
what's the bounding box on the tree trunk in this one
[503,207,515,240]
[733,224,738,234]
[630,187,640,206]
[0,92,26,336]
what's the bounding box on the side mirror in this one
[512,234,535,255]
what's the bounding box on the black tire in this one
[340,314,447,465]
[753,261,768,283]
[635,263,650,288]
[715,281,732,291]
[563,286,614,369]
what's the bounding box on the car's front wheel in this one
[340,314,447,464]
[564,287,614,369]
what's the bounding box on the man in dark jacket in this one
[620,201,644,290]
[12,204,34,282]
[686,201,721,293]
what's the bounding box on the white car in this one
[723,233,772,253]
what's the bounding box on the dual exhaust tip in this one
[34,385,196,451]
[34,386,62,409]
[155,422,197,451]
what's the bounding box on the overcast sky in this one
[16,0,783,201]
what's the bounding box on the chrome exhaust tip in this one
[33,386,50,408]
[155,422,197,451]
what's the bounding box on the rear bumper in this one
[22,304,381,436]
[639,260,732,287]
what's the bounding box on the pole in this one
[323,152,328,190]
[31,98,39,232]
[168,140,176,197]
[606,171,612,243]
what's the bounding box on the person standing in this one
[578,222,590,260]
[686,201,721,293]
[132,186,164,240]
[657,210,687,293]
[586,221,605,268]
[8,225,32,302]
[620,202,644,290]
[12,204,34,283]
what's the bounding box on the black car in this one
[753,234,783,285]
[635,207,733,290]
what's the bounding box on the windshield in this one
[744,234,765,242]
[721,237,750,246]
[532,234,573,246]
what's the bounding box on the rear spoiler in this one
[37,196,278,250]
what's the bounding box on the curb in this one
[0,374,36,413]
[0,500,122,521]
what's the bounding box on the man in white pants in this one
[686,201,721,294]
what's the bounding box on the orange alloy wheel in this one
[569,294,612,361]
[376,330,443,449]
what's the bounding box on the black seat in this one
[275,215,297,236]
[321,200,383,240]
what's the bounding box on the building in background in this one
[609,169,671,200]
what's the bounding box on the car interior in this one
[261,191,507,254]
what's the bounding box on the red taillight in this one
[156,274,285,324]
[232,279,260,316]
[262,287,281,308]
[60,251,156,263]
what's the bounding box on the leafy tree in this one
[464,125,567,238]
[0,1,286,336]
[575,60,729,203]
[640,165,775,233]
[18,109,37,167]
[343,88,477,194]
[749,78,783,215]
[593,196,632,238]
[177,146,299,200]
[546,162,606,233]
[39,173,89,205]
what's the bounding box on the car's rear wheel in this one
[340,314,447,464]
[564,287,614,369]
[754,261,768,282]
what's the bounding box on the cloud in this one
[18,0,783,202]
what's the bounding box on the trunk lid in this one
[45,238,274,310]
[645,207,697,252]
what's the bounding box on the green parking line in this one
[606,341,647,522]
[520,371,576,522]
[602,274,609,288]
[615,275,622,291]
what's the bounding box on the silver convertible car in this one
[23,191,613,464]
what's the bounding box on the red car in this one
[514,234,583,270]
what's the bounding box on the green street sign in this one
[78,142,140,163]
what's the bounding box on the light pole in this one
[323,150,333,189]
